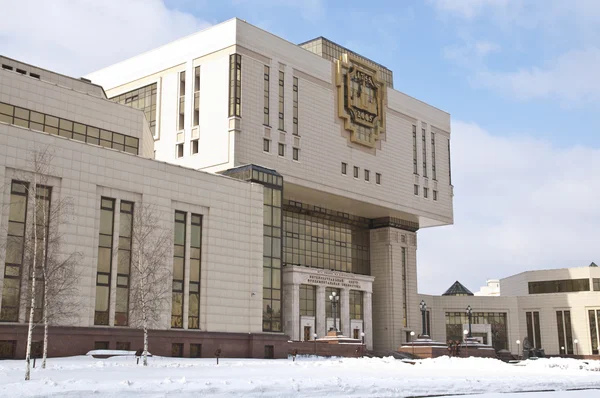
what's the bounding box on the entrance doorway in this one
[353,329,359,339]
[304,326,312,341]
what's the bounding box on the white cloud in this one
[232,0,325,22]
[471,48,600,104]
[429,0,513,20]
[444,39,500,69]
[418,121,600,294]
[0,0,211,77]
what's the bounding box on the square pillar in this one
[290,284,300,341]
[363,291,373,350]
[341,288,350,336]
[316,285,326,338]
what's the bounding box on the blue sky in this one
[1,0,599,294]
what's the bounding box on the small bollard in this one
[292,349,298,362]
[33,357,36,368]
[215,348,221,365]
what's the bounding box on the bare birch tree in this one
[128,203,172,366]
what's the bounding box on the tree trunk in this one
[42,278,48,369]
[25,185,39,381]
[140,254,149,367]
[42,198,49,369]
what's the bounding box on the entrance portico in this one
[283,266,374,349]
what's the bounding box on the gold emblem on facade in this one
[336,54,386,148]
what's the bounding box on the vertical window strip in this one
[109,84,157,137]
[172,211,186,328]
[0,181,29,321]
[448,138,452,185]
[402,247,408,327]
[293,76,298,135]
[350,290,363,320]
[299,284,315,317]
[263,66,270,125]
[228,54,242,117]
[589,310,599,355]
[188,214,202,329]
[431,132,437,180]
[533,311,542,349]
[115,201,133,326]
[412,125,418,174]
[422,128,427,177]
[95,197,115,325]
[193,66,200,127]
[278,71,284,130]
[178,71,186,131]
[262,186,282,332]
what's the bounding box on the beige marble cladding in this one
[0,123,264,333]
[500,267,600,297]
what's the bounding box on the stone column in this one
[108,199,121,327]
[316,285,326,338]
[182,212,191,329]
[363,291,373,350]
[341,288,350,336]
[290,284,300,341]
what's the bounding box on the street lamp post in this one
[361,332,365,355]
[419,300,427,337]
[463,330,469,357]
[516,340,521,361]
[410,331,416,356]
[329,291,339,334]
[313,333,318,356]
[574,339,578,356]
[465,305,473,338]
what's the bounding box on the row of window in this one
[528,278,597,294]
[412,125,451,184]
[263,139,300,161]
[299,284,364,320]
[341,162,381,185]
[0,102,139,154]
[175,139,200,158]
[1,63,41,80]
[110,83,157,137]
[414,185,438,201]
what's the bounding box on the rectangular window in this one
[589,309,599,355]
[178,71,185,131]
[116,342,130,351]
[0,341,17,359]
[278,143,285,157]
[414,185,419,196]
[191,139,199,155]
[364,170,370,181]
[353,166,359,178]
[176,143,184,158]
[526,311,542,348]
[433,190,438,201]
[299,284,315,317]
[528,279,590,294]
[431,132,437,180]
[422,128,428,178]
[94,341,109,350]
[402,247,408,327]
[376,173,381,185]
[263,138,270,153]
[278,71,285,130]
[0,181,29,322]
[341,162,347,175]
[172,211,186,328]
[115,201,133,326]
[190,343,202,358]
[424,187,428,198]
[262,186,282,332]
[193,66,200,127]
[171,343,184,357]
[293,76,298,135]
[263,66,270,125]
[189,214,202,329]
[593,278,600,291]
[95,197,115,326]
[228,54,242,117]
[293,147,299,161]
[412,125,418,175]
[556,310,574,354]
[448,138,452,185]
[349,290,363,320]
[110,84,157,137]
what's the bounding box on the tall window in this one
[228,54,242,117]
[27,185,51,323]
[589,309,600,355]
[263,66,270,125]
[556,310,574,354]
[193,66,200,127]
[431,132,437,180]
[172,211,186,328]
[402,247,408,327]
[422,128,427,177]
[95,198,115,325]
[263,186,282,332]
[189,214,202,329]
[178,71,185,131]
[325,287,341,320]
[299,284,315,317]
[349,290,363,320]
[0,181,29,321]
[526,311,542,348]
[278,71,285,130]
[448,138,452,185]
[115,201,133,326]
[293,77,298,135]
[109,83,157,137]
[412,125,418,174]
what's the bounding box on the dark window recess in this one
[30,73,40,79]
[16,68,26,75]
[278,143,285,157]
[171,343,184,357]
[341,162,347,175]
[190,344,202,358]
[263,138,270,152]
[94,341,109,350]
[1,64,13,71]
[353,166,359,178]
[0,341,17,359]
[176,143,184,158]
[116,342,131,351]
[191,139,199,155]
[264,345,274,359]
[528,279,590,294]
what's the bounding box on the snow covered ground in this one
[1,355,599,397]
